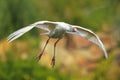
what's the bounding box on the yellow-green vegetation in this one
[0,39,120,80]
[0,0,119,39]
[0,0,120,80]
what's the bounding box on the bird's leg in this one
[38,37,50,61]
[51,39,60,68]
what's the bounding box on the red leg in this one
[38,38,50,61]
[51,39,60,68]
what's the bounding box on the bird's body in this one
[7,20,108,67]
[48,22,67,38]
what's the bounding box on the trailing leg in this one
[51,39,60,68]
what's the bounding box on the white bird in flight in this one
[7,21,108,67]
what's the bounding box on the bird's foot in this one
[51,57,55,68]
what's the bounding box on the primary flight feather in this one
[7,20,108,67]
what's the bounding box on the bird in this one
[7,20,108,67]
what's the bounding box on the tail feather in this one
[7,25,35,42]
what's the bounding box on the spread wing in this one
[66,25,108,59]
[7,21,57,42]
[34,21,57,31]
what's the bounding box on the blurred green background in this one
[0,0,120,80]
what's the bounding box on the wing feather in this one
[66,25,108,59]
[7,25,35,42]
[34,21,57,31]
[7,21,57,42]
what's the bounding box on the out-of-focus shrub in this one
[0,52,70,80]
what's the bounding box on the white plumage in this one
[7,20,108,67]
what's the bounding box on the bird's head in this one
[72,27,77,32]
[71,26,78,32]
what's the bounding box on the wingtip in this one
[6,38,12,43]
[104,52,108,59]
[105,55,108,59]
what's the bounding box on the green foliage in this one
[0,53,70,80]
[93,54,115,80]
[0,0,119,40]
[0,0,39,39]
